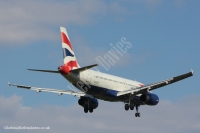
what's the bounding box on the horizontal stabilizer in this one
[28,64,98,74]
[28,69,59,73]
[70,64,98,73]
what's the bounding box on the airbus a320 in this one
[9,27,194,117]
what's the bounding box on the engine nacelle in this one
[78,97,98,109]
[78,98,85,106]
[140,93,159,106]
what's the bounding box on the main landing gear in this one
[78,97,98,113]
[84,105,93,113]
[81,98,94,113]
[124,103,140,117]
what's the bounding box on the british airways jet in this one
[9,27,194,117]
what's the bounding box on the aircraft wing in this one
[117,70,194,96]
[8,83,94,98]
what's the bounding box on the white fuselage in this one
[80,70,143,92]
[62,69,144,102]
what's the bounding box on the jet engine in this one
[140,93,159,106]
[78,97,98,109]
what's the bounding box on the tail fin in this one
[60,27,80,70]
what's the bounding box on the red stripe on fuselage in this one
[61,32,73,50]
[139,84,144,87]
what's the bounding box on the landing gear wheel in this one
[89,107,93,113]
[135,113,137,117]
[135,113,140,117]
[124,104,129,111]
[130,104,134,110]
[84,106,88,113]
[138,113,140,117]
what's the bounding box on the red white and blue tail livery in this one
[61,27,80,70]
[9,27,194,117]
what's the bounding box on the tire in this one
[130,104,134,110]
[138,113,140,117]
[125,104,129,111]
[84,106,88,113]
[89,107,93,113]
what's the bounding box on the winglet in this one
[191,69,194,75]
[8,82,19,87]
[8,82,11,87]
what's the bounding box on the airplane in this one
[9,27,194,117]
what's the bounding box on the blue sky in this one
[0,0,200,132]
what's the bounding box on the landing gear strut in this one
[135,104,140,117]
